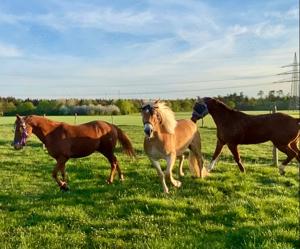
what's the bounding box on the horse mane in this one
[209,98,244,116]
[154,101,177,134]
[24,115,61,127]
[214,98,235,112]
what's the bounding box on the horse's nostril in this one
[144,123,153,137]
[144,127,152,136]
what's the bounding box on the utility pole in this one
[275,52,300,114]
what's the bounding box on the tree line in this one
[0,90,294,116]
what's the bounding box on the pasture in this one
[0,112,299,249]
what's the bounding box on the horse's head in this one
[140,101,162,138]
[12,115,32,150]
[192,97,210,121]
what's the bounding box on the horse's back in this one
[60,120,115,138]
[227,112,299,144]
[175,119,197,134]
[47,120,117,158]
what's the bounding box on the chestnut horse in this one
[192,97,300,175]
[13,115,135,191]
[141,101,208,193]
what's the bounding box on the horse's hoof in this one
[119,175,125,181]
[106,179,113,184]
[279,170,285,176]
[175,181,182,188]
[163,188,169,194]
[60,185,69,192]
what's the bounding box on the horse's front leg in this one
[227,143,245,172]
[208,139,224,172]
[166,153,182,188]
[150,158,169,193]
[52,157,69,191]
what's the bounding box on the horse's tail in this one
[188,151,209,178]
[115,126,135,158]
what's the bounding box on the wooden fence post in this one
[272,105,278,166]
[74,113,77,124]
[43,114,46,150]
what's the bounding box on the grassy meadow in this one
[0,111,299,249]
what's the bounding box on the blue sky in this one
[0,0,298,99]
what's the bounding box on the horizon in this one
[0,0,299,99]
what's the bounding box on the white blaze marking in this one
[208,159,217,171]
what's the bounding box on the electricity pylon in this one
[276,52,300,111]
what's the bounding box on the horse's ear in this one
[197,96,205,103]
[16,114,21,120]
[203,97,211,103]
[139,100,144,108]
[153,99,161,108]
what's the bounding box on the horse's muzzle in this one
[13,142,23,150]
[192,102,209,120]
[144,123,153,138]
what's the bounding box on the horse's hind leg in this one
[208,139,224,171]
[105,153,120,184]
[276,144,297,175]
[115,160,124,181]
[52,157,69,191]
[227,144,245,172]
[178,154,185,177]
[290,141,300,163]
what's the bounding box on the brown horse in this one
[13,115,135,191]
[141,101,208,193]
[192,97,300,175]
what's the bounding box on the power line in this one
[76,81,289,97]
[0,73,277,88]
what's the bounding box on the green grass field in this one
[0,112,299,249]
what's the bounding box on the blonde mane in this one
[154,101,177,134]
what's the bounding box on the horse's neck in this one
[29,117,58,144]
[209,105,234,125]
[153,124,172,141]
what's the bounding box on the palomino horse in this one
[192,97,300,175]
[141,101,208,193]
[13,115,135,191]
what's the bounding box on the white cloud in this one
[252,23,285,38]
[0,1,298,98]
[228,22,285,39]
[264,6,299,20]
[0,42,22,57]
[0,8,155,33]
